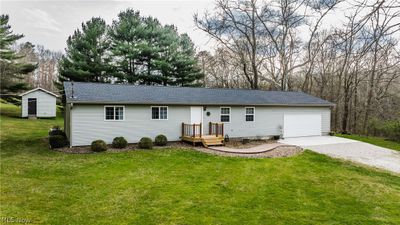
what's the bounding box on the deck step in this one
[201,137,224,147]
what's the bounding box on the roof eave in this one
[65,99,334,107]
[19,87,59,97]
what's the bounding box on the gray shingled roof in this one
[63,82,334,106]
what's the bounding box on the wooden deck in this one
[181,122,225,147]
[182,135,224,147]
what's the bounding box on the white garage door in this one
[283,113,322,138]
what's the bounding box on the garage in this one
[283,113,322,138]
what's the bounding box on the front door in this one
[28,98,37,116]
[190,106,203,134]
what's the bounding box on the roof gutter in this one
[65,100,335,107]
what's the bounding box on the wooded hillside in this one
[195,0,400,135]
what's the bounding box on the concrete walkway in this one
[209,143,286,154]
[280,136,400,174]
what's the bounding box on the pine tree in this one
[108,9,143,83]
[0,15,36,94]
[109,9,203,86]
[137,17,164,85]
[60,10,203,87]
[170,34,203,87]
[154,25,180,85]
[58,17,111,85]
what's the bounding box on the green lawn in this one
[1,102,400,224]
[336,133,400,151]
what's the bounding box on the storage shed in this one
[20,88,58,118]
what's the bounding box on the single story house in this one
[63,82,334,147]
[20,87,58,118]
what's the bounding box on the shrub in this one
[139,137,153,149]
[154,134,167,146]
[91,140,107,152]
[49,126,66,137]
[384,120,400,142]
[49,129,66,137]
[328,131,335,136]
[112,136,128,149]
[49,135,68,149]
[272,135,280,140]
[367,118,384,136]
[368,119,400,142]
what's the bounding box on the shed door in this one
[283,113,321,138]
[28,98,37,116]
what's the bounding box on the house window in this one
[220,107,230,122]
[104,106,124,121]
[245,107,255,122]
[151,106,168,120]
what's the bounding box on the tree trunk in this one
[362,40,379,133]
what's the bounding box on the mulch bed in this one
[194,145,303,158]
[53,141,193,154]
[224,139,277,149]
[53,140,302,158]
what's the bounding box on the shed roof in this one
[63,82,334,106]
[19,87,59,97]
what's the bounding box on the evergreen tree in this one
[109,9,203,86]
[108,9,143,83]
[0,15,36,94]
[137,16,164,84]
[170,34,203,86]
[60,9,203,87]
[58,17,111,84]
[154,25,180,85]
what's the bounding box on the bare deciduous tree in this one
[16,43,62,92]
[197,0,400,134]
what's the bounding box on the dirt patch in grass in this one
[54,145,93,154]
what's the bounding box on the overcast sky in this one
[1,0,215,52]
[2,0,398,53]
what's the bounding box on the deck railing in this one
[209,122,224,137]
[182,123,202,138]
[181,122,224,139]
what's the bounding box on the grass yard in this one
[336,133,400,151]
[1,102,400,224]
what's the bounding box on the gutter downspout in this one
[69,102,73,148]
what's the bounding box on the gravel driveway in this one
[279,136,400,173]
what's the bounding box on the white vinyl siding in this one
[21,89,57,117]
[70,105,189,146]
[203,106,331,139]
[69,104,331,146]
